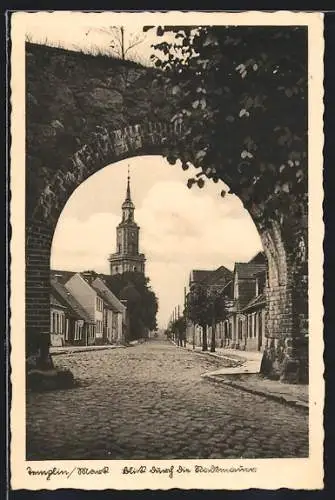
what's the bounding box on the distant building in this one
[185,253,267,352]
[108,170,146,275]
[186,265,233,348]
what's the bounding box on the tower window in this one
[118,244,121,253]
[133,266,137,271]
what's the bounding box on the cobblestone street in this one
[26,339,308,460]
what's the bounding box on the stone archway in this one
[26,42,308,382]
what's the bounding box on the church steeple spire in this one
[125,166,131,202]
[108,166,146,276]
[121,167,135,222]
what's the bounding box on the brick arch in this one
[26,43,308,382]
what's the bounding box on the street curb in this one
[50,345,127,356]
[203,374,309,410]
[184,343,248,364]
[170,340,247,366]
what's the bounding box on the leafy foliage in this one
[148,26,308,227]
[185,283,228,350]
[103,271,158,340]
[170,316,186,337]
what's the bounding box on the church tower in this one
[108,169,146,275]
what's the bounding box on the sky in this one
[51,157,262,328]
[23,11,177,66]
[24,13,263,328]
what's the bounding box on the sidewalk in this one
[184,342,262,373]
[204,372,309,409]
[50,344,126,356]
[172,340,308,410]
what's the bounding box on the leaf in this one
[167,155,176,165]
[203,33,218,47]
[157,26,164,36]
[197,178,205,188]
[192,100,200,109]
[195,149,206,161]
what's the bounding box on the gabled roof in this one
[190,270,213,283]
[242,293,266,312]
[221,280,233,297]
[90,279,125,313]
[50,294,66,309]
[51,269,76,284]
[248,251,266,264]
[202,265,233,286]
[51,278,94,323]
[235,262,266,280]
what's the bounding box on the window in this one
[96,320,103,334]
[96,297,103,312]
[74,321,83,340]
[88,325,95,338]
[254,312,258,338]
[238,319,243,340]
[248,315,252,338]
[65,318,69,340]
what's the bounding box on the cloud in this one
[136,180,261,266]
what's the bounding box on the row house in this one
[50,270,127,346]
[185,265,233,348]
[50,293,66,346]
[51,278,95,347]
[64,272,126,345]
[185,252,267,352]
[223,258,267,351]
[88,275,127,344]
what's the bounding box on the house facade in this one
[185,253,267,352]
[50,294,66,346]
[185,265,233,348]
[222,255,267,352]
[90,276,127,344]
[50,278,95,346]
[64,271,126,345]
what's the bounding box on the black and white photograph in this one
[10,11,324,490]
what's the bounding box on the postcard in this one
[10,10,324,490]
